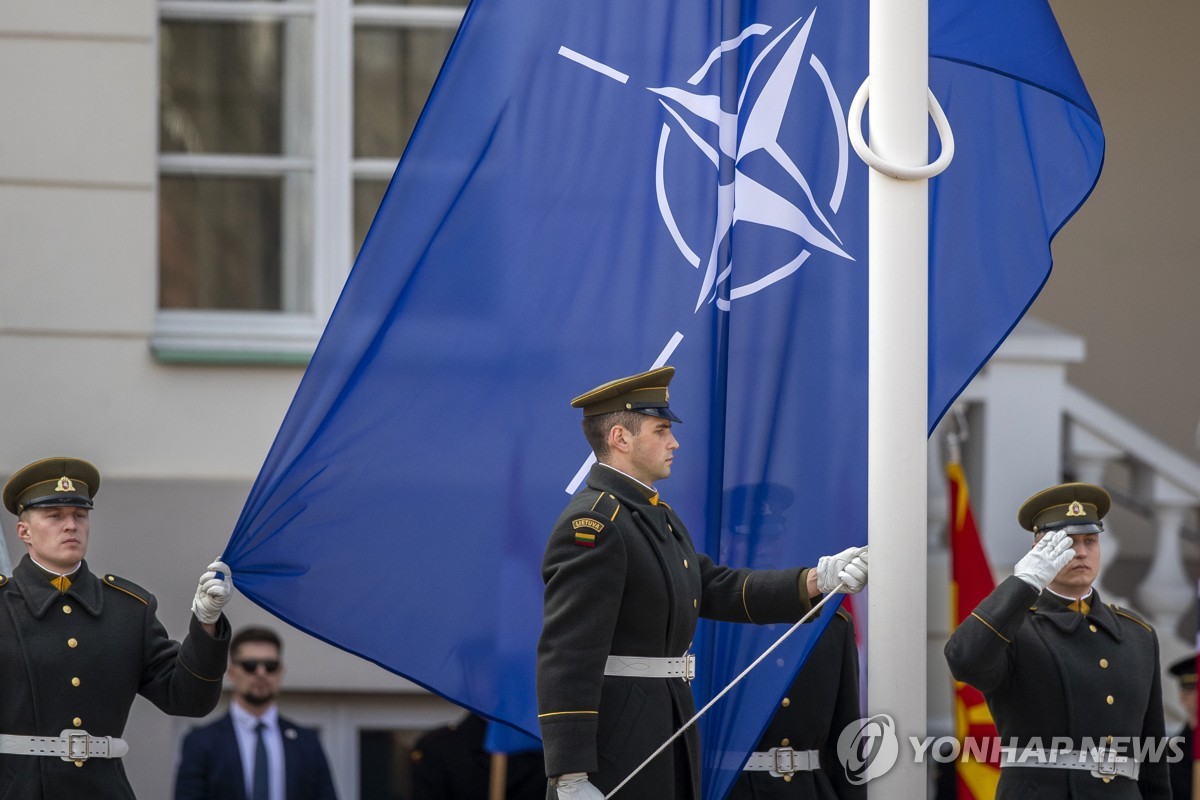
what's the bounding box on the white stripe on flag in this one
[557,47,629,84]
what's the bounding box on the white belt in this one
[0,730,129,762]
[604,654,696,681]
[999,747,1139,781]
[743,747,820,777]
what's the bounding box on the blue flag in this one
[224,0,1102,797]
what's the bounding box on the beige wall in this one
[1038,0,1200,461]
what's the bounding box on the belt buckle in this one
[1094,747,1117,777]
[65,731,91,762]
[771,747,796,776]
[684,654,695,683]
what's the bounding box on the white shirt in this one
[230,702,286,800]
[1046,587,1094,605]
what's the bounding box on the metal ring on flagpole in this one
[847,77,955,180]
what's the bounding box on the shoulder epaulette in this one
[588,491,622,522]
[101,573,150,605]
[1110,604,1153,633]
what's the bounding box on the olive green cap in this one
[1017,482,1110,535]
[571,366,682,422]
[3,457,100,515]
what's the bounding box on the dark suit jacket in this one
[174,711,338,800]
[537,464,815,800]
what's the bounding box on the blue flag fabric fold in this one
[224,1,1101,797]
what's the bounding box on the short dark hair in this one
[231,626,282,659]
[582,410,646,460]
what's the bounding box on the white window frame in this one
[154,0,463,364]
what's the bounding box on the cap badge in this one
[1066,500,1085,517]
[55,477,75,493]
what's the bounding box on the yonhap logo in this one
[837,714,899,785]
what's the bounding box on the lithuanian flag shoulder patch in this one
[572,517,604,548]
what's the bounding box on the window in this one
[156,0,462,362]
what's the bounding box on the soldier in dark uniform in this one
[1167,654,1195,800]
[720,483,864,800]
[410,712,546,800]
[725,607,863,800]
[945,482,1171,799]
[0,456,233,799]
[536,367,869,800]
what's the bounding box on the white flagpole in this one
[865,0,929,794]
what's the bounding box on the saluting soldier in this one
[945,482,1171,798]
[0,456,233,799]
[536,367,869,800]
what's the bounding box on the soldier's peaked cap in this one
[1017,482,1110,535]
[1168,654,1197,688]
[571,366,682,423]
[3,456,100,516]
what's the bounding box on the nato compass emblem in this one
[558,9,854,313]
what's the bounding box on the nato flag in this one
[224,0,1102,797]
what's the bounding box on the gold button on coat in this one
[71,677,80,687]
[1099,658,1108,668]
[62,605,72,615]
[1106,695,1114,705]
[73,717,82,727]
[781,698,791,708]
[781,738,790,747]
[74,761,84,768]
[1089,624,1097,632]
[68,638,78,648]
[683,559,688,568]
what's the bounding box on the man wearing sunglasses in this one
[174,626,338,800]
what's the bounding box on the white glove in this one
[1013,530,1075,592]
[816,546,869,594]
[551,773,605,800]
[191,559,233,624]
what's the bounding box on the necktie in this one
[252,721,269,800]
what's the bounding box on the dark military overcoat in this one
[945,576,1170,799]
[727,608,864,800]
[0,555,230,799]
[1168,723,1192,800]
[410,713,545,800]
[537,464,814,800]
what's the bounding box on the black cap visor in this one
[21,494,94,512]
[635,405,683,423]
[1039,521,1103,536]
